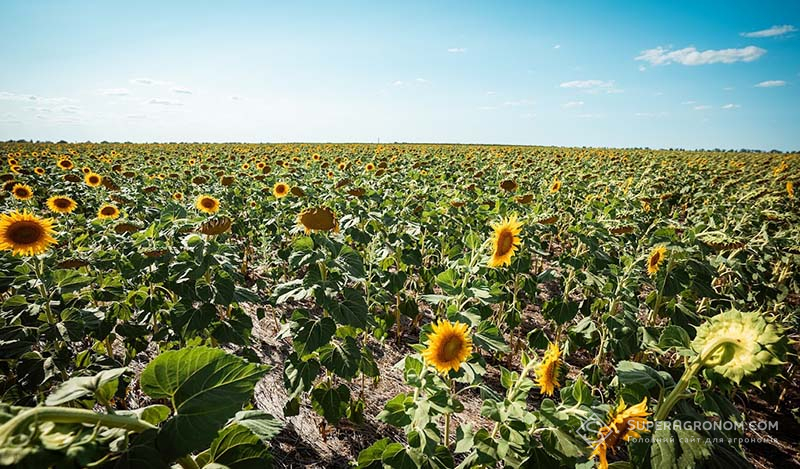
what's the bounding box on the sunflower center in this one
[649,252,661,267]
[54,198,71,209]
[496,230,514,256]
[201,198,215,208]
[439,335,463,361]
[7,222,43,245]
[15,189,29,197]
[101,207,116,216]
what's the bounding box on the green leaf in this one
[119,404,172,426]
[381,443,419,469]
[293,316,336,357]
[45,367,127,406]
[328,288,369,329]
[616,361,664,391]
[310,384,351,424]
[283,353,320,398]
[140,347,269,460]
[194,424,272,469]
[357,438,390,468]
[473,320,510,353]
[657,326,693,355]
[231,410,283,443]
[377,393,413,427]
[319,336,361,379]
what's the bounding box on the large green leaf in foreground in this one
[140,346,270,460]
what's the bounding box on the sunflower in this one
[47,196,77,214]
[81,167,91,174]
[297,207,339,234]
[488,215,522,268]
[549,177,562,193]
[11,183,33,200]
[788,181,794,199]
[589,398,650,469]
[97,204,120,219]
[691,308,787,384]
[647,246,667,275]
[195,195,220,214]
[273,182,290,198]
[172,192,183,201]
[534,342,561,396]
[34,167,45,175]
[421,320,473,374]
[365,162,376,171]
[0,210,57,256]
[84,172,102,187]
[500,179,518,192]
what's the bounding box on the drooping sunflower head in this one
[47,196,77,214]
[691,308,787,385]
[84,172,103,187]
[488,215,523,268]
[273,182,290,198]
[297,207,339,234]
[97,204,120,220]
[590,398,650,469]
[0,210,57,256]
[195,195,220,214]
[421,320,473,374]
[499,179,518,192]
[549,177,562,193]
[11,183,33,200]
[534,342,562,396]
[647,245,667,275]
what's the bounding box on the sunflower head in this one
[173,192,183,201]
[549,177,562,193]
[0,210,57,256]
[534,342,562,396]
[647,245,667,275]
[499,179,518,192]
[488,215,522,268]
[195,195,220,214]
[34,167,45,175]
[57,159,74,170]
[590,398,650,469]
[788,181,794,199]
[692,308,787,385]
[273,182,290,198]
[97,204,120,220]
[85,172,102,187]
[47,196,77,214]
[365,162,375,171]
[297,207,339,234]
[11,183,33,200]
[421,320,473,374]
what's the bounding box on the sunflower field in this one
[0,142,798,469]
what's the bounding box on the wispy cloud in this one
[100,88,130,96]
[231,95,243,101]
[477,106,497,111]
[693,105,712,110]
[553,44,561,49]
[740,25,797,38]
[147,98,183,106]
[171,87,192,95]
[414,78,428,83]
[392,80,404,86]
[681,100,696,105]
[721,104,741,109]
[635,45,766,65]
[562,100,584,108]
[131,78,172,86]
[0,91,75,103]
[755,80,786,87]
[559,80,621,94]
[447,47,466,53]
[635,112,669,117]
[503,99,534,107]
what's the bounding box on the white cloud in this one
[59,105,80,114]
[414,78,428,83]
[577,113,604,118]
[392,80,404,86]
[130,78,171,86]
[477,106,497,111]
[231,95,243,101]
[635,45,766,66]
[504,99,534,107]
[755,80,786,87]
[172,87,192,95]
[721,104,740,109]
[635,112,669,117]
[681,100,696,105]
[520,112,535,119]
[126,114,150,120]
[447,47,466,53]
[723,86,735,91]
[559,80,621,94]
[560,80,613,89]
[486,91,497,95]
[100,88,131,96]
[693,105,712,110]
[740,25,797,38]
[147,98,183,106]
[562,100,584,108]
[553,44,561,49]
[0,92,75,103]
[638,65,647,72]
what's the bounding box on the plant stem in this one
[176,455,200,469]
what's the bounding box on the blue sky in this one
[1,0,798,150]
